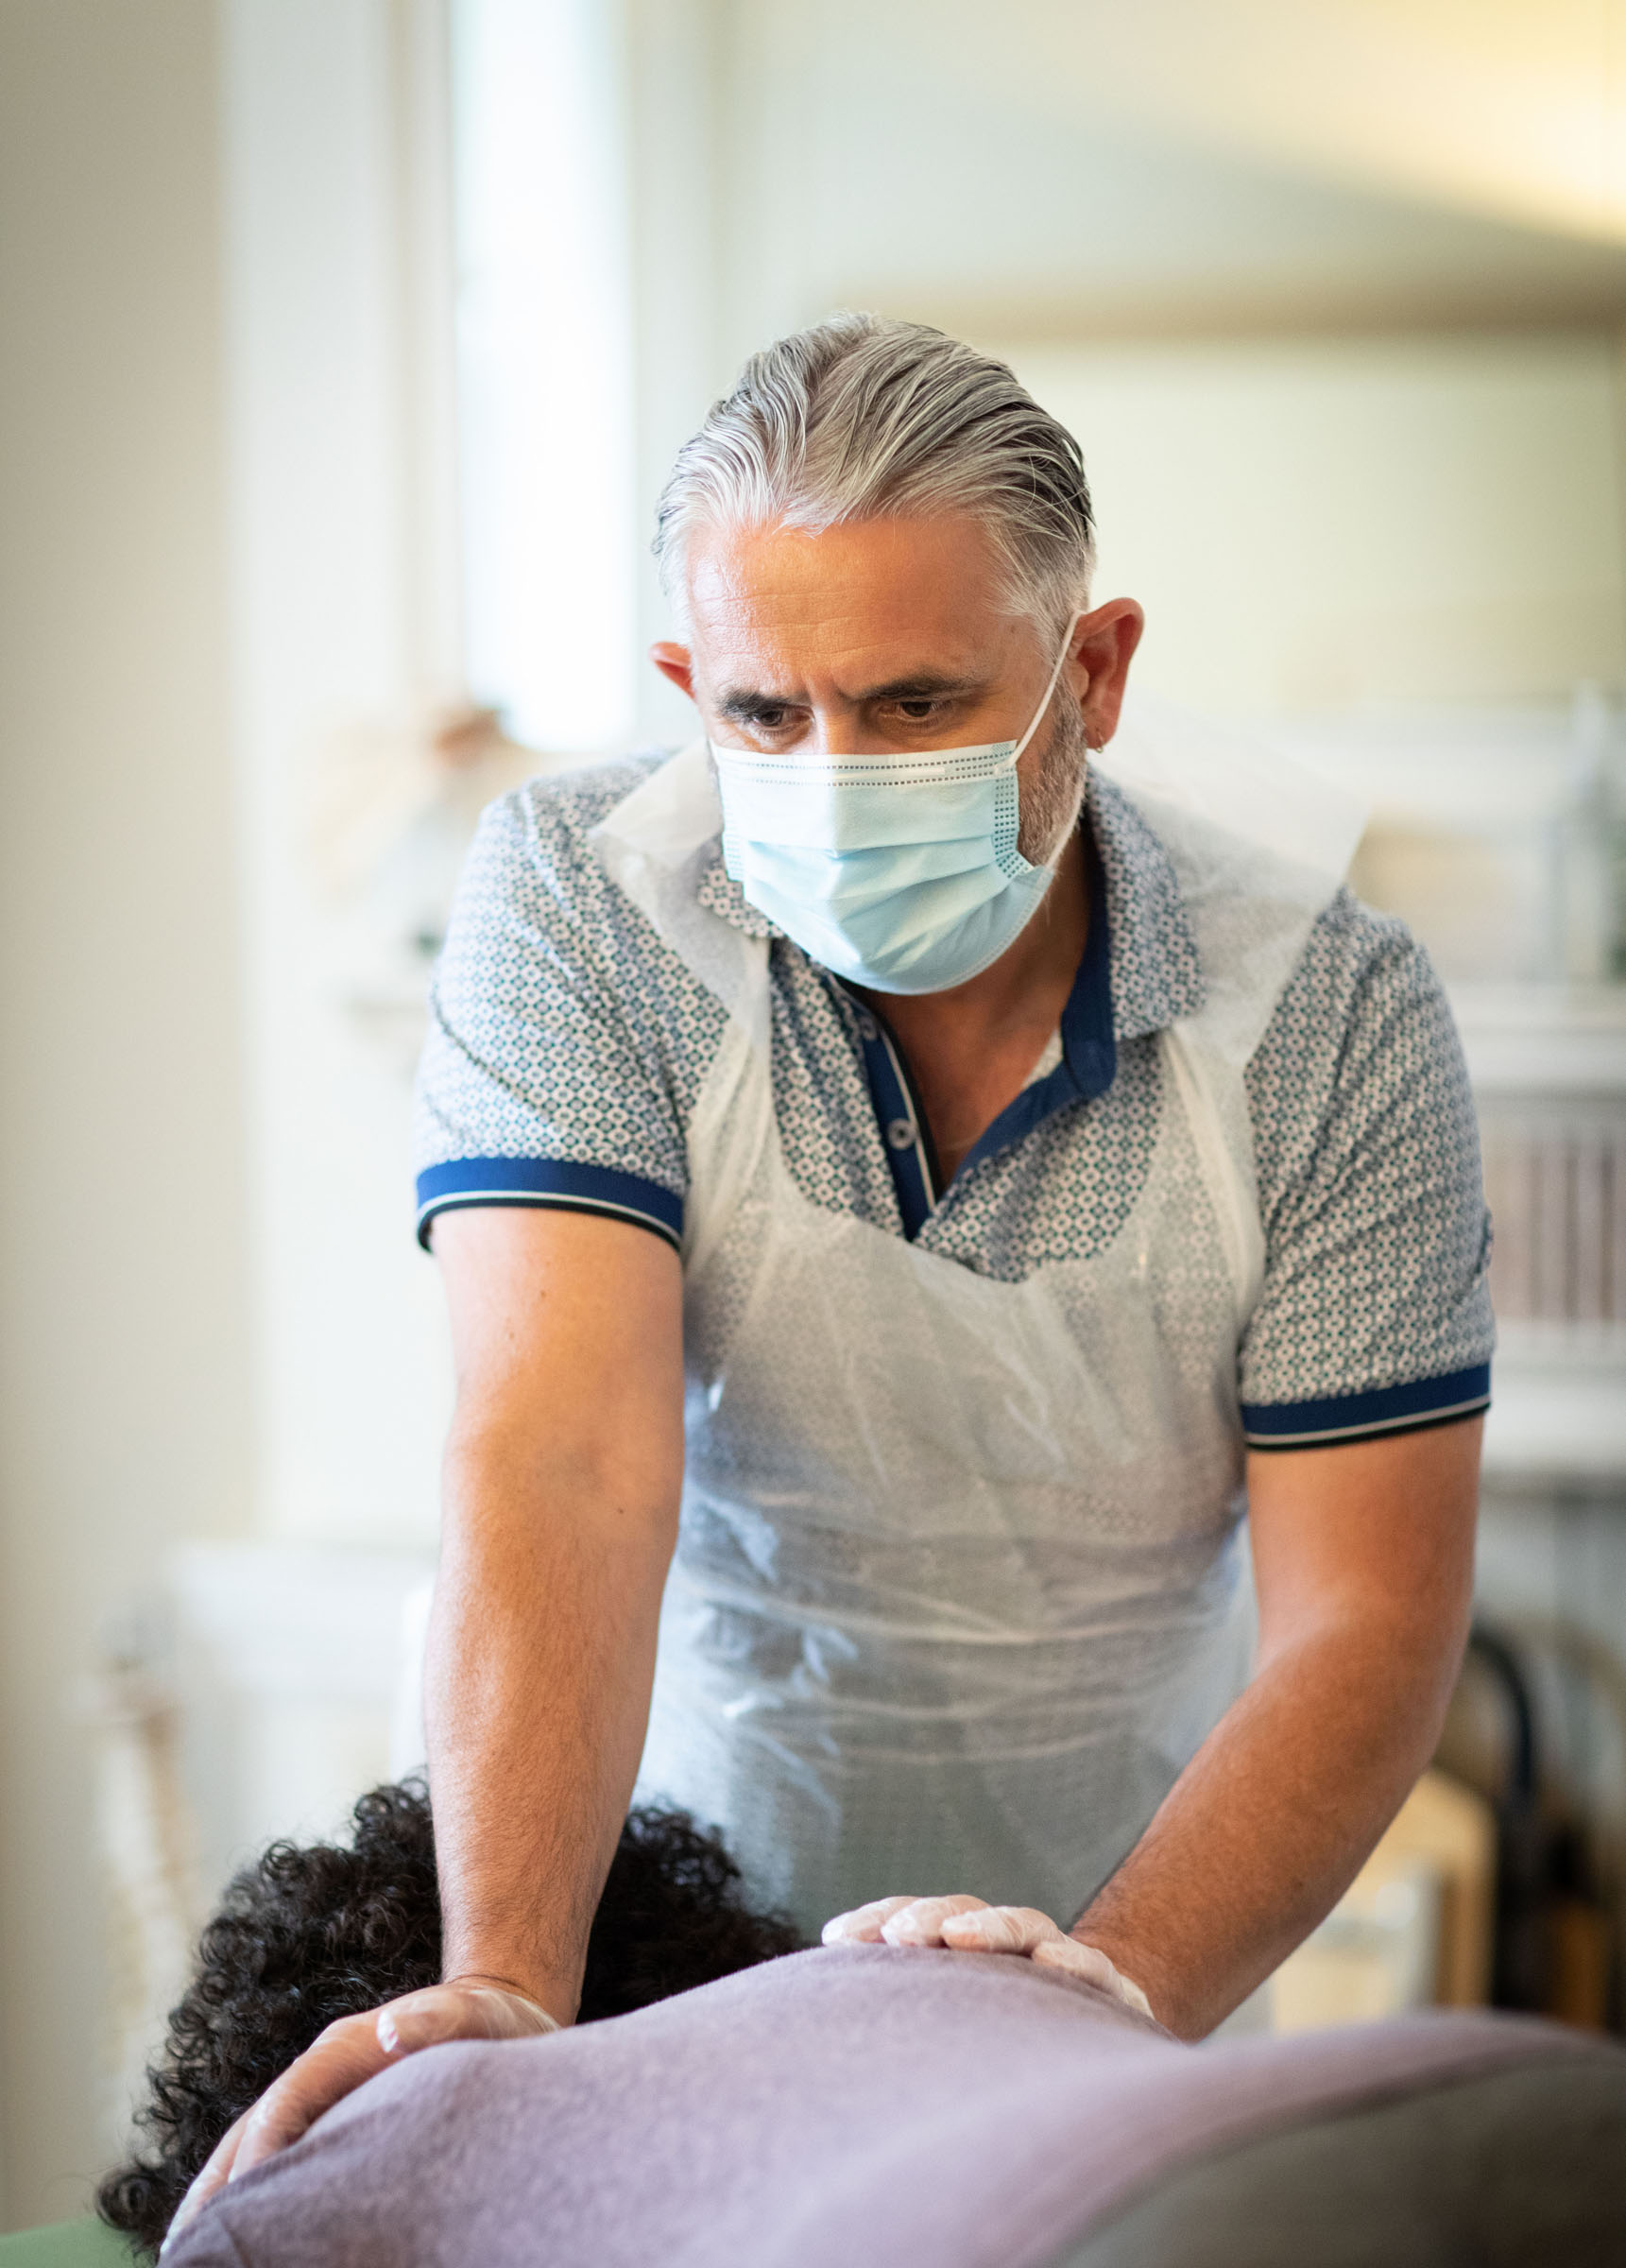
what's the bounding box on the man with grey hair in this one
[175,317,1491,2223]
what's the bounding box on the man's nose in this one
[796,704,922,758]
[791,702,863,757]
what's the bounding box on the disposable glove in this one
[821,1894,1156,2022]
[161,1980,558,2252]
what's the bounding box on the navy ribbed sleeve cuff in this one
[415,1159,683,1251]
[1241,1364,1490,1450]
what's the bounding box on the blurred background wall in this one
[3,0,1626,2229]
[0,0,252,2226]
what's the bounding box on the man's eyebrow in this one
[714,671,980,718]
[714,687,797,721]
[862,671,981,701]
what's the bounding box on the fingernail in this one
[378,2012,401,2054]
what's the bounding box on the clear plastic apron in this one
[591,696,1364,1936]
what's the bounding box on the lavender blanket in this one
[165,1946,1621,2268]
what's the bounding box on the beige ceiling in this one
[765,0,1626,340]
[863,0,1626,244]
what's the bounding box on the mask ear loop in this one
[1010,610,1087,765]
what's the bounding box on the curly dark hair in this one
[98,1782,802,2257]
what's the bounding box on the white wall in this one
[999,331,1626,715]
[0,0,253,2228]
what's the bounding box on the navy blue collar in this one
[836,822,1117,1239]
[959,818,1116,1170]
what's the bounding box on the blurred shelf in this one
[1440,987,1626,1491]
[1449,983,1626,1097]
[1482,1330,1626,1491]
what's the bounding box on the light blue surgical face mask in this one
[709,618,1082,996]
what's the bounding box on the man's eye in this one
[897,699,941,721]
[752,709,792,731]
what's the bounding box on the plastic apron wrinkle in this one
[590,702,1366,1935]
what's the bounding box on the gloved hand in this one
[161,1980,559,2253]
[821,1895,1156,2023]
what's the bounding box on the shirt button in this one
[887,1117,916,1150]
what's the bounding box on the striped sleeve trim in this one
[415,1159,683,1252]
[1241,1363,1490,1451]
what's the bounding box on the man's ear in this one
[1070,599,1144,748]
[650,643,696,700]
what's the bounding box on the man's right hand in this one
[162,1981,557,2252]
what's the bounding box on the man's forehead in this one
[682,516,1021,690]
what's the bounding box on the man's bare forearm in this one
[1075,1423,1480,2038]
[1072,1610,1463,2038]
[424,1418,678,2025]
[155,1214,686,2231]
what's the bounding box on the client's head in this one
[99,1781,802,2257]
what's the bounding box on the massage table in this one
[145,1943,1621,2268]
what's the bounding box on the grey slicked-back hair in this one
[654,315,1095,635]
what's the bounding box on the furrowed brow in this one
[860,671,980,702]
[714,687,802,723]
[712,670,982,720]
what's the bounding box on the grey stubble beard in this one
[1016,696,1090,867]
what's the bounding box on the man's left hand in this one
[821,1895,1156,2021]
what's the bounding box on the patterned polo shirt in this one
[413,756,1494,1449]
